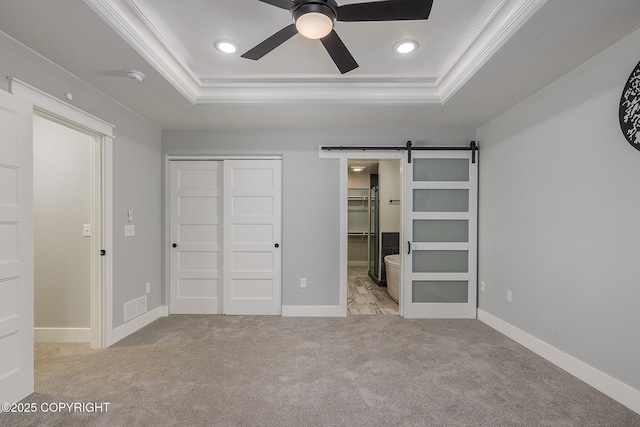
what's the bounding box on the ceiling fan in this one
[241,0,434,74]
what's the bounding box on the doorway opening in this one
[32,112,104,348]
[347,158,402,316]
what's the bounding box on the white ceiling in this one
[1,0,640,130]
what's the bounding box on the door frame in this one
[163,155,283,313]
[10,78,114,348]
[319,149,405,317]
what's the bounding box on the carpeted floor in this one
[2,315,639,427]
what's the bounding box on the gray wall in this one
[0,32,163,330]
[162,129,474,307]
[477,28,640,391]
[34,115,92,329]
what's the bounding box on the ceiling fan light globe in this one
[296,12,334,39]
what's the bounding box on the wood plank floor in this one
[347,266,399,316]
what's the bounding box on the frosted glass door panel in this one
[412,281,468,303]
[412,250,468,273]
[413,159,469,181]
[413,189,469,212]
[404,150,477,319]
[413,220,468,242]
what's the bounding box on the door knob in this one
[172,243,177,248]
[274,243,280,248]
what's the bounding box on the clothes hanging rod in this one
[321,141,478,163]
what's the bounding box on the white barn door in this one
[0,90,34,402]
[403,151,477,318]
[223,160,282,315]
[169,161,222,314]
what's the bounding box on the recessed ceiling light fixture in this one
[394,40,419,54]
[350,165,366,173]
[215,40,239,54]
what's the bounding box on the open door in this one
[0,89,34,402]
[403,151,477,318]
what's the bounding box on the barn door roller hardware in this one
[321,141,478,163]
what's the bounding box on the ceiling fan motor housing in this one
[292,1,338,24]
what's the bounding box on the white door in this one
[169,161,222,314]
[0,90,34,402]
[223,160,282,315]
[403,151,477,318]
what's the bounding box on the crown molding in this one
[437,0,549,103]
[83,0,547,106]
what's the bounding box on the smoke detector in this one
[126,70,145,82]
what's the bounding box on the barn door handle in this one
[274,243,280,248]
[407,241,411,255]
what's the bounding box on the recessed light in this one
[350,166,366,173]
[215,40,239,54]
[394,40,419,54]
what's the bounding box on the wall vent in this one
[124,295,147,322]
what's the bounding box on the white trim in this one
[11,78,115,349]
[34,328,91,343]
[282,305,344,317]
[166,155,283,161]
[109,305,168,346]
[478,309,640,416]
[9,78,115,137]
[438,0,548,103]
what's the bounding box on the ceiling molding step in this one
[437,0,549,103]
[82,0,201,104]
[195,82,442,105]
[84,0,547,106]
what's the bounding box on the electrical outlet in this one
[480,281,486,292]
[146,282,151,294]
[300,278,307,289]
[506,290,512,303]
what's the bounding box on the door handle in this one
[407,241,411,255]
[274,243,280,248]
[172,243,177,248]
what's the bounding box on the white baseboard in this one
[478,309,640,415]
[282,305,346,317]
[109,305,168,346]
[34,327,90,342]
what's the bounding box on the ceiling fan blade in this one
[320,30,359,74]
[256,0,294,10]
[241,24,298,60]
[337,0,433,22]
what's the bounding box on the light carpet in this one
[2,315,639,426]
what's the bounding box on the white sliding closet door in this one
[223,160,282,315]
[0,90,34,402]
[403,151,477,318]
[169,161,222,314]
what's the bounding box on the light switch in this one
[127,211,134,222]
[124,225,136,237]
[83,224,91,237]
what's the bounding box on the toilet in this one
[384,254,400,303]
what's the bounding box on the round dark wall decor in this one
[620,59,640,151]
